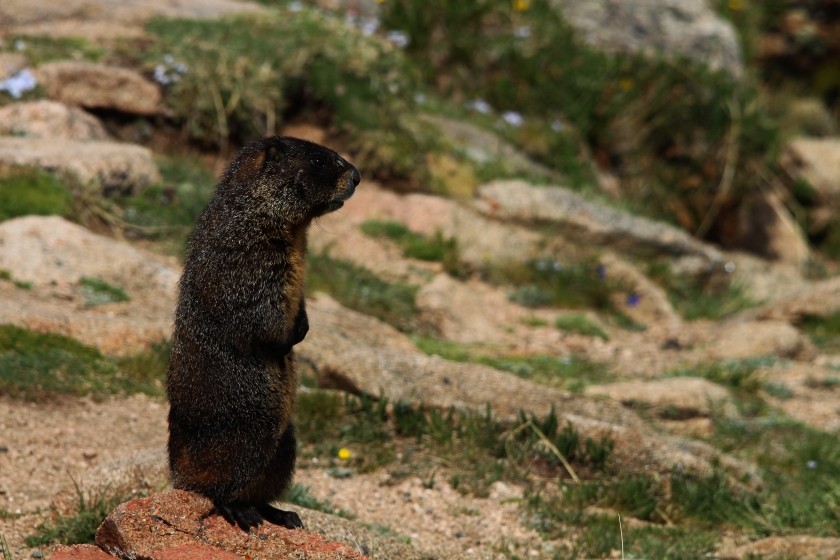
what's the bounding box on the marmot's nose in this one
[351,167,361,187]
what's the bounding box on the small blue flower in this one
[0,68,37,99]
[468,99,492,114]
[627,293,641,307]
[502,111,524,127]
[597,265,606,279]
[386,30,410,48]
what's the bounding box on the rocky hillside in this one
[1,1,840,559]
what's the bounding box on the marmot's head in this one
[221,136,361,226]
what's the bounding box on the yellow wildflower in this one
[513,0,530,12]
[338,447,351,460]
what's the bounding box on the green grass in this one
[480,258,636,326]
[79,277,130,307]
[306,251,419,332]
[554,314,608,340]
[295,390,613,499]
[361,220,458,262]
[646,260,755,320]
[800,313,840,353]
[0,325,165,400]
[0,167,72,222]
[412,336,613,392]
[114,156,217,255]
[284,484,353,519]
[0,269,32,290]
[0,532,11,560]
[1,36,103,66]
[26,483,138,547]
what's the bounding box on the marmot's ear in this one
[266,138,290,164]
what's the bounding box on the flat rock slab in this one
[35,61,161,116]
[0,137,160,195]
[0,0,265,38]
[94,489,367,560]
[300,294,761,485]
[585,376,732,418]
[474,180,724,263]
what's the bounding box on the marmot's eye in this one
[310,156,327,168]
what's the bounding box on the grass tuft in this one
[554,314,608,340]
[26,483,138,547]
[0,166,72,222]
[306,251,419,332]
[79,277,130,307]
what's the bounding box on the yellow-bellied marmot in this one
[166,136,361,530]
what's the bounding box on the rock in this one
[786,137,840,198]
[717,535,840,560]
[0,101,109,140]
[95,490,366,560]
[421,115,559,184]
[599,253,682,331]
[474,180,724,263]
[300,294,761,484]
[0,137,160,195]
[735,190,810,266]
[312,181,541,272]
[584,377,733,419]
[0,216,178,354]
[0,0,266,38]
[748,274,840,323]
[696,320,811,362]
[551,0,743,77]
[51,544,113,560]
[34,61,161,115]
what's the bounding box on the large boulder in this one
[0,100,109,140]
[550,0,743,76]
[34,61,161,116]
[0,216,178,355]
[0,137,160,195]
[94,490,366,560]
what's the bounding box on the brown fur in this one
[166,136,360,529]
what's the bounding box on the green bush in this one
[381,0,781,243]
[145,9,436,186]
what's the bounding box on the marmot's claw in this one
[217,503,264,531]
[258,503,304,529]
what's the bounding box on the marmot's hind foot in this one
[216,503,264,531]
[215,502,304,531]
[257,503,304,529]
